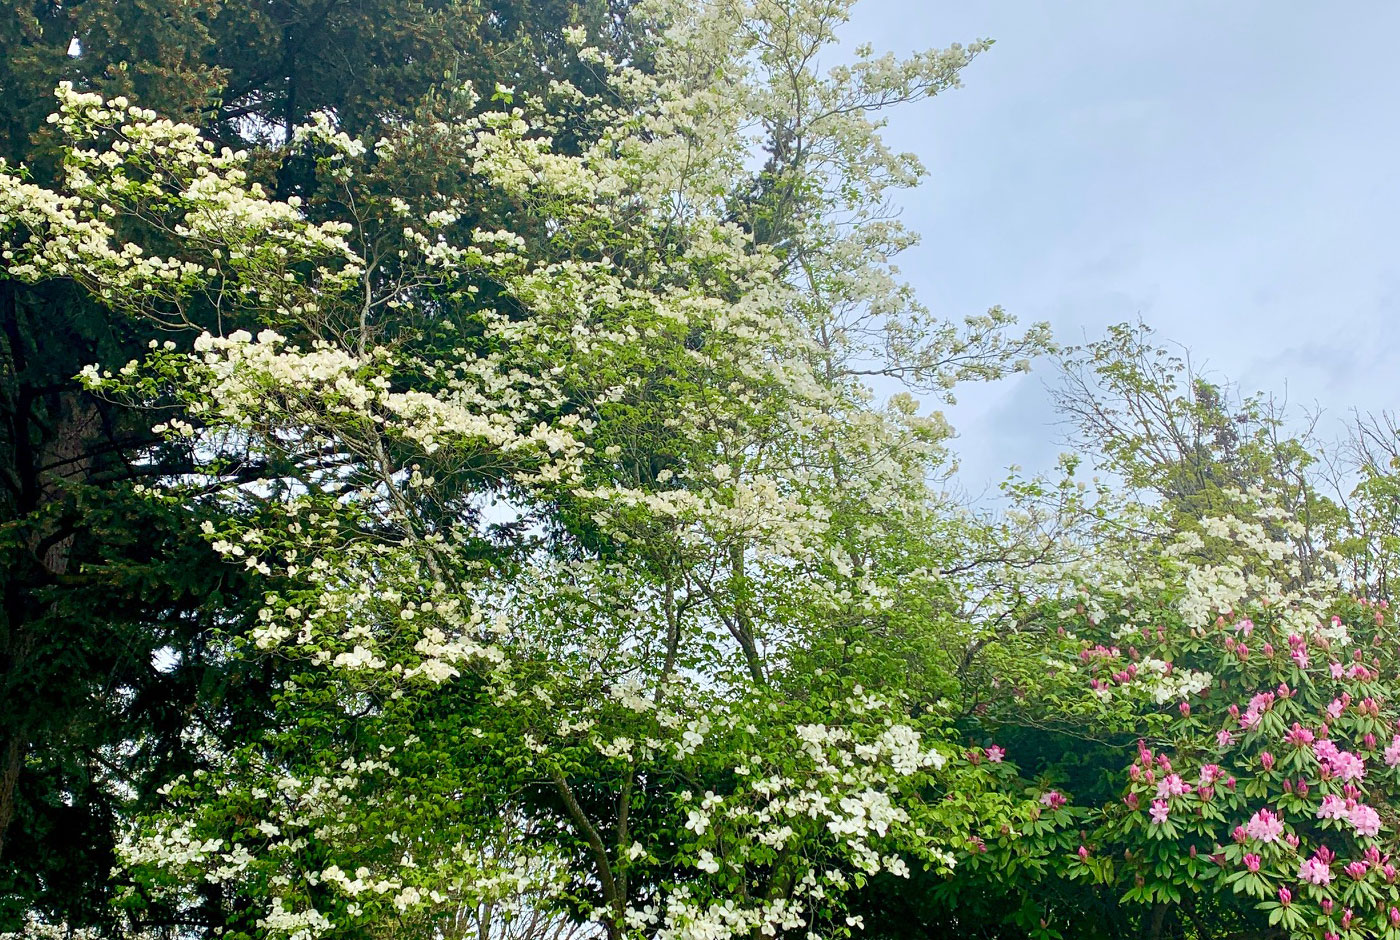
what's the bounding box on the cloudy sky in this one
[844,0,1400,493]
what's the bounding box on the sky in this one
[842,0,1400,494]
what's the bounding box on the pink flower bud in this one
[1278,886,1292,907]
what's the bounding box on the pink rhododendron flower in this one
[1300,857,1333,885]
[1333,750,1366,782]
[1245,808,1284,843]
[1155,774,1190,799]
[1216,729,1233,747]
[1278,886,1292,907]
[1080,644,1118,662]
[1349,803,1382,838]
[1040,790,1066,810]
[1259,751,1275,771]
[985,745,1005,763]
[1318,794,1349,820]
[1345,861,1369,881]
[1331,661,1346,679]
[1149,799,1170,825]
[1314,739,1366,781]
[1242,853,1260,872]
[1384,735,1400,767]
[1284,723,1315,748]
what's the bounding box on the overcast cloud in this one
[844,0,1400,491]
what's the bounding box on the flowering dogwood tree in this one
[0,2,1055,937]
